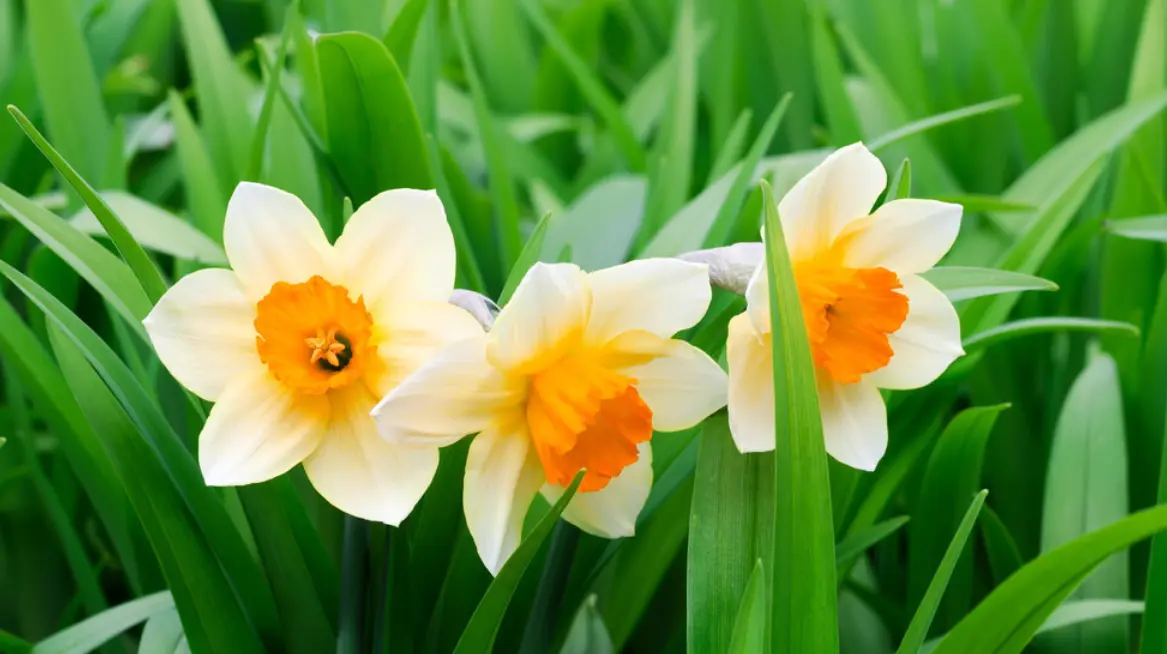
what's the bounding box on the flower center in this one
[794,259,909,384]
[525,353,653,492]
[254,275,376,395]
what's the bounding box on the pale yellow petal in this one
[464,417,545,575]
[778,142,886,260]
[542,442,652,539]
[744,261,771,335]
[333,189,456,315]
[304,386,438,525]
[371,336,523,447]
[817,377,886,471]
[726,313,776,453]
[487,262,591,373]
[199,367,327,485]
[864,274,964,390]
[223,182,332,300]
[143,268,257,401]
[583,258,711,345]
[603,332,727,432]
[367,300,485,398]
[841,199,962,274]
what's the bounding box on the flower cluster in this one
[144,142,963,573]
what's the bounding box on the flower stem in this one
[337,515,368,654]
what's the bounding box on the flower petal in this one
[841,199,962,274]
[779,142,886,260]
[817,377,886,471]
[744,261,771,335]
[583,258,711,345]
[864,274,964,390]
[143,268,257,401]
[726,313,776,453]
[199,367,327,486]
[367,300,485,398]
[603,332,727,432]
[333,189,456,315]
[223,182,333,300]
[542,442,652,538]
[372,336,522,446]
[303,386,438,525]
[464,418,545,575]
[487,262,591,373]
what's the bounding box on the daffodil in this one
[371,260,727,573]
[726,143,964,470]
[143,182,481,524]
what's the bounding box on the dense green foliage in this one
[2,0,1167,652]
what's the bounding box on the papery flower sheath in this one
[371,260,727,573]
[727,143,964,470]
[143,182,481,524]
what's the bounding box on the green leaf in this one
[32,592,173,654]
[962,318,1140,353]
[540,177,645,271]
[687,413,773,654]
[930,195,1037,213]
[899,490,988,654]
[920,267,1058,302]
[168,90,229,241]
[499,212,552,306]
[24,0,111,188]
[559,596,614,654]
[518,0,645,171]
[908,407,1006,633]
[138,608,184,653]
[426,134,487,293]
[761,179,838,652]
[174,0,254,188]
[1109,214,1167,242]
[868,96,1022,153]
[247,15,293,183]
[0,183,152,330]
[70,192,226,265]
[933,503,1167,653]
[836,516,910,575]
[887,158,911,202]
[8,106,168,303]
[1040,600,1143,635]
[1040,351,1129,652]
[382,0,430,70]
[726,560,767,654]
[450,1,522,271]
[316,32,431,206]
[452,473,584,654]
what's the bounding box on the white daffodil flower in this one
[372,260,727,574]
[143,182,481,524]
[727,143,964,470]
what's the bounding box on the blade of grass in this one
[898,490,988,654]
[32,592,174,654]
[246,11,293,183]
[727,560,767,654]
[761,179,838,651]
[962,318,1140,353]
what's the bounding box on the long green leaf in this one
[316,32,431,206]
[761,179,838,651]
[70,192,226,265]
[899,490,988,654]
[452,474,584,654]
[168,90,229,241]
[32,592,173,654]
[726,560,767,654]
[962,318,1140,353]
[920,267,1058,302]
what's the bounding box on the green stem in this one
[337,516,368,654]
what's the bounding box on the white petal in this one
[606,334,727,432]
[199,367,327,486]
[143,268,257,401]
[372,336,523,446]
[583,258,711,345]
[487,262,590,373]
[333,189,456,315]
[367,300,485,397]
[778,142,886,260]
[303,386,439,525]
[744,260,771,335]
[542,442,652,538]
[864,274,964,390]
[464,419,545,575]
[223,182,333,300]
[726,313,776,453]
[817,377,886,471]
[841,199,962,274]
